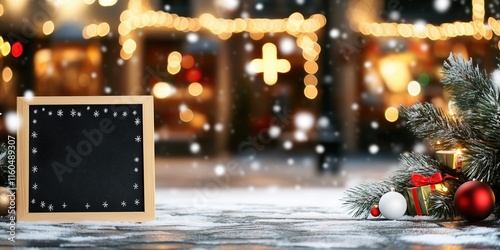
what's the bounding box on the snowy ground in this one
[1,156,499,248]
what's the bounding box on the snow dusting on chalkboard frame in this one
[16,96,155,222]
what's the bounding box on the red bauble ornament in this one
[370,205,381,217]
[454,181,495,222]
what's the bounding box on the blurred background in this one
[1,0,500,187]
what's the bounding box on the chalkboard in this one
[17,96,155,222]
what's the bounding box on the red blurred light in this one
[12,42,23,58]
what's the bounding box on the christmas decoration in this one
[0,186,11,216]
[404,173,449,216]
[454,181,495,222]
[378,189,407,220]
[342,54,500,221]
[436,150,468,172]
[370,205,380,217]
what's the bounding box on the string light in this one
[117,1,326,99]
[351,0,500,48]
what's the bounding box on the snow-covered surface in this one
[2,188,499,248]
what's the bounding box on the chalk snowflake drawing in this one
[28,105,145,213]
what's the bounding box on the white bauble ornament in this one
[378,189,407,220]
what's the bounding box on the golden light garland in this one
[110,0,326,99]
[350,0,500,44]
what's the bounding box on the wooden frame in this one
[17,96,155,222]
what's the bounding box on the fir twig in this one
[342,153,441,218]
[399,102,473,150]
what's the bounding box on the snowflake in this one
[113,112,118,117]
[31,131,38,138]
[134,167,139,173]
[135,136,142,142]
[32,119,37,124]
[103,108,108,113]
[42,108,45,111]
[134,157,139,162]
[70,109,77,117]
[122,111,128,117]
[48,204,54,211]
[33,109,38,114]
[133,183,139,189]
[134,117,141,126]
[32,147,38,154]
[48,111,52,116]
[85,203,90,209]
[57,109,63,117]
[87,106,90,110]
[135,199,140,205]
[32,183,38,190]
[77,112,82,117]
[40,201,45,208]
[62,202,67,208]
[93,110,100,117]
[132,110,137,115]
[31,198,36,204]
[121,201,126,207]
[32,166,38,173]
[102,201,108,208]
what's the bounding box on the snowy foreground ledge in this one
[2,188,499,249]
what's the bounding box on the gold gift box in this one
[403,183,446,216]
[436,150,468,172]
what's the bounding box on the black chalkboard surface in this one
[17,96,155,222]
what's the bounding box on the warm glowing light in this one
[379,55,411,93]
[152,82,175,99]
[250,43,291,85]
[407,80,421,96]
[2,67,13,82]
[385,107,399,122]
[304,60,318,74]
[83,0,95,4]
[1,42,10,56]
[442,186,449,192]
[0,4,4,16]
[179,108,194,122]
[99,0,117,7]
[122,39,137,54]
[181,55,195,69]
[167,51,182,75]
[98,22,110,37]
[188,82,203,96]
[43,21,55,35]
[303,74,318,86]
[304,85,318,99]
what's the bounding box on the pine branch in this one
[442,54,500,148]
[343,153,442,218]
[400,102,473,150]
[428,190,458,220]
[342,181,393,218]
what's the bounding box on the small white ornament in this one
[378,188,407,220]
